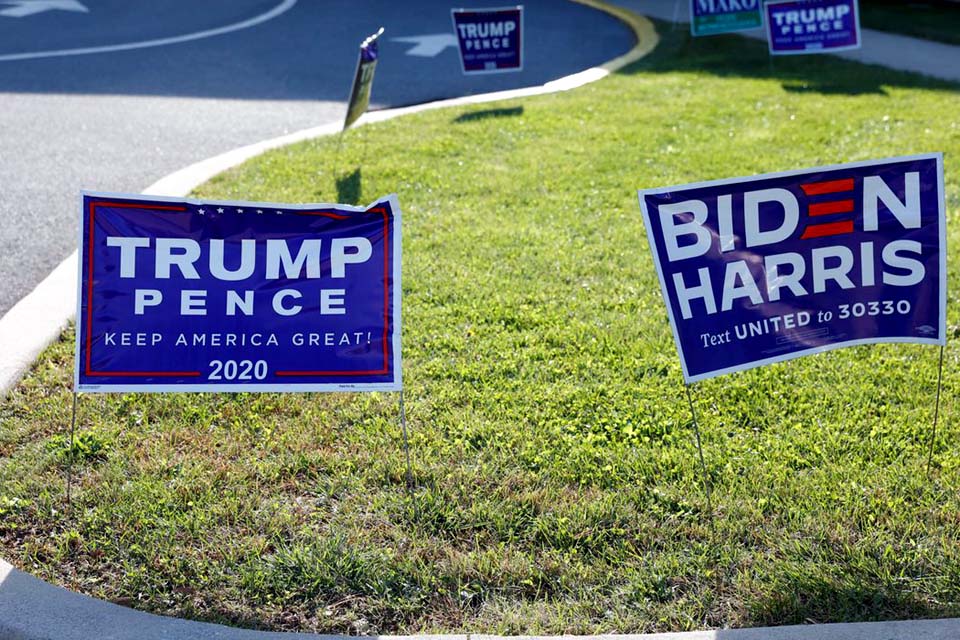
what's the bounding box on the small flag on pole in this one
[344,27,384,130]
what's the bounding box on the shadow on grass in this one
[730,570,952,630]
[336,167,362,205]
[620,19,959,96]
[780,80,886,96]
[453,106,524,124]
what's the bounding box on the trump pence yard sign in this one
[76,192,402,393]
[451,6,523,74]
[765,0,861,55]
[639,155,945,383]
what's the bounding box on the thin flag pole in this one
[330,131,346,184]
[672,0,682,30]
[685,384,714,526]
[361,124,370,168]
[926,344,946,478]
[66,391,78,508]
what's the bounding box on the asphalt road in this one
[0,0,633,317]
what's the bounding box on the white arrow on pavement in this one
[0,0,88,18]
[391,33,457,57]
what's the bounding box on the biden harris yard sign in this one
[765,0,860,55]
[639,155,945,383]
[451,6,523,74]
[691,0,762,37]
[76,192,402,393]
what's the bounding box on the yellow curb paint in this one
[569,0,660,71]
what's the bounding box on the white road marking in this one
[0,0,87,18]
[0,0,296,62]
[391,33,458,57]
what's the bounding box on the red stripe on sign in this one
[274,205,392,378]
[299,211,350,220]
[92,202,186,211]
[800,178,854,196]
[86,371,202,377]
[85,200,192,378]
[809,199,855,216]
[85,201,96,376]
[274,370,387,376]
[379,207,390,374]
[800,220,855,239]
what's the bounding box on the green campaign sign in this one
[691,0,763,36]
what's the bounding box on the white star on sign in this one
[198,208,205,215]
[217,207,224,213]
[257,209,263,214]
[237,208,244,213]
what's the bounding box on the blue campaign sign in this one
[451,6,523,74]
[639,155,945,383]
[75,192,402,393]
[765,0,861,55]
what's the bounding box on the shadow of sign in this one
[452,105,524,123]
[336,167,362,205]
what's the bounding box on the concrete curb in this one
[0,558,353,640]
[3,557,960,639]
[0,255,77,396]
[473,622,960,639]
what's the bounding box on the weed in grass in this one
[46,430,111,465]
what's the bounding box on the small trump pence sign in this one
[451,6,523,74]
[765,0,861,55]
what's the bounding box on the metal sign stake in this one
[66,391,78,508]
[399,389,419,518]
[328,131,346,185]
[926,344,946,478]
[685,384,714,528]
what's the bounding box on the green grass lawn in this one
[859,0,960,46]
[2,21,960,636]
